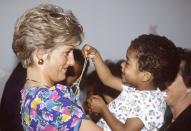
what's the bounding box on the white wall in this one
[0,0,191,100]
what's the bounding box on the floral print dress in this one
[20,84,86,131]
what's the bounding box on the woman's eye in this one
[63,51,71,56]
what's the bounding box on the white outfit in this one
[97,85,166,131]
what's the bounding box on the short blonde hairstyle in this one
[12,4,84,68]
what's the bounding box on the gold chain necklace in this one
[26,78,51,88]
[71,57,89,101]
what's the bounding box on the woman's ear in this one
[33,48,48,65]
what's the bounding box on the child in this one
[83,34,180,131]
[61,48,89,107]
[83,60,121,122]
[64,48,89,87]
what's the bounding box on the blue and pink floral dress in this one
[20,84,85,131]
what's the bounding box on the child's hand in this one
[82,44,98,59]
[87,95,107,115]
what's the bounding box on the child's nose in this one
[121,62,125,72]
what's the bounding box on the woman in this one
[164,48,191,130]
[12,3,102,131]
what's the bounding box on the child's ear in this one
[142,71,152,82]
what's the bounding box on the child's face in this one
[121,49,143,88]
[65,61,83,86]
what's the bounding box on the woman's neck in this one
[170,96,191,121]
[26,67,54,88]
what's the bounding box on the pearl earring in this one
[38,59,44,65]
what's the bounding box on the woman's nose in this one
[68,51,75,66]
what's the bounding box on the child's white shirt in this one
[97,85,166,131]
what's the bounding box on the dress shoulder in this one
[21,84,85,130]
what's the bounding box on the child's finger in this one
[82,44,97,58]
[82,44,90,57]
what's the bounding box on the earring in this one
[38,59,44,65]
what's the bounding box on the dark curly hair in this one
[128,34,180,90]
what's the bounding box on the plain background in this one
[0,0,191,101]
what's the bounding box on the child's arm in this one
[83,44,123,91]
[89,95,144,131]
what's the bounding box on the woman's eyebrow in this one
[65,45,75,50]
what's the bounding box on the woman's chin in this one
[56,75,66,83]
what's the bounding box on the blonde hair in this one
[12,4,84,68]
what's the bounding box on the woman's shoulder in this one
[21,84,70,98]
[21,84,76,111]
[21,84,86,129]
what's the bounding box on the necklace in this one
[26,78,51,88]
[71,57,89,102]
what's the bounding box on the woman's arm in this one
[79,119,103,131]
